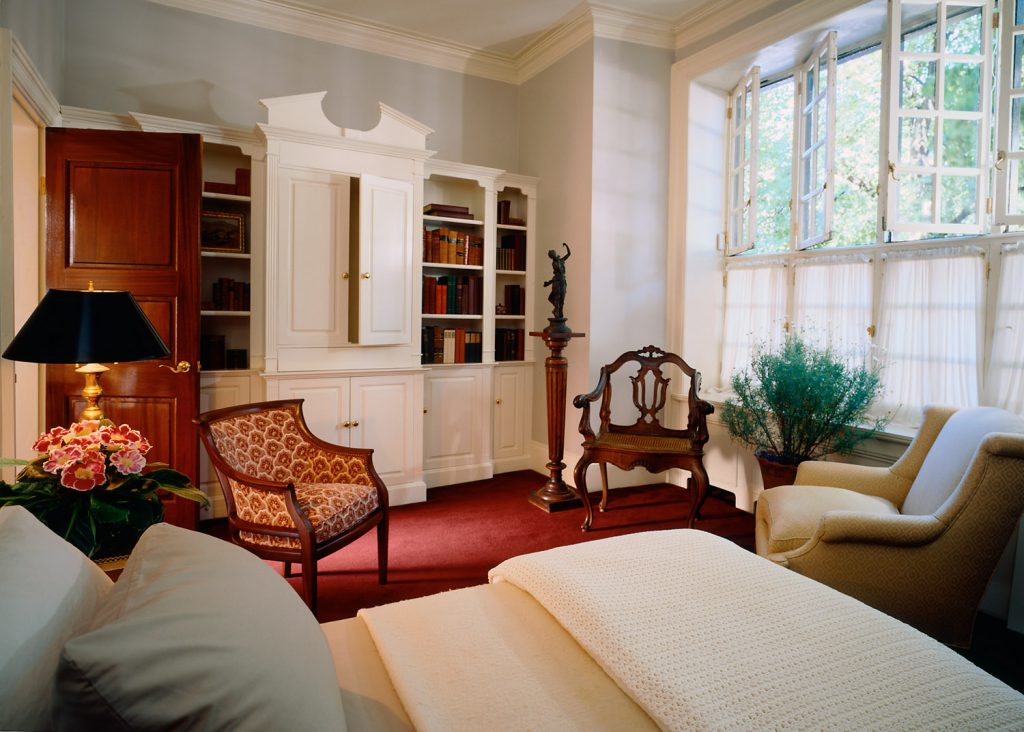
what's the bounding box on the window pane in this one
[943,61,981,111]
[829,48,881,249]
[940,174,976,223]
[898,174,935,223]
[901,60,937,109]
[1015,34,1024,89]
[945,6,982,55]
[900,117,935,165]
[753,78,794,253]
[1017,0,1024,26]
[1012,97,1024,152]
[902,3,939,52]
[941,118,978,167]
[1010,160,1024,214]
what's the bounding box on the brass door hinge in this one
[39,176,45,195]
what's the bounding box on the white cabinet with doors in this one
[264,371,425,506]
[423,365,492,487]
[492,363,532,472]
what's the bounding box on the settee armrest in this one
[795,460,911,504]
[772,512,945,566]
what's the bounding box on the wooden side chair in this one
[195,399,388,615]
[572,345,714,531]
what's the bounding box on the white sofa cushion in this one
[0,506,114,730]
[902,407,1024,516]
[53,522,347,731]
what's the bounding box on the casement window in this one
[712,0,1024,423]
[884,0,992,235]
[795,32,838,249]
[724,66,760,255]
[719,262,787,385]
[875,247,985,423]
[986,243,1024,412]
[995,0,1024,223]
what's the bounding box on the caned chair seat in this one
[196,400,389,616]
[573,346,713,531]
[238,482,381,550]
[587,433,699,455]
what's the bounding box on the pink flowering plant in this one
[0,420,207,557]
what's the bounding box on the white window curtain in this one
[792,255,873,362]
[876,246,985,424]
[985,243,1024,414]
[720,261,788,384]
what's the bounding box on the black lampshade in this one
[2,288,170,364]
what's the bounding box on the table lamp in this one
[1,284,170,421]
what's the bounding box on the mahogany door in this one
[45,128,202,529]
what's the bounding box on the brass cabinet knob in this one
[495,399,502,405]
[340,421,351,428]
[341,272,350,279]
[361,272,371,279]
[352,420,360,427]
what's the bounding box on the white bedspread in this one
[489,529,1024,731]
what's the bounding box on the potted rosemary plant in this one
[720,333,889,489]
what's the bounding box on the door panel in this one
[46,128,201,529]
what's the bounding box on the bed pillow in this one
[0,505,114,731]
[53,522,347,731]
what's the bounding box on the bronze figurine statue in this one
[543,242,571,321]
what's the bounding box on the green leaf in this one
[128,499,164,531]
[0,457,31,468]
[89,496,131,525]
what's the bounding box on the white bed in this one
[3,505,1023,731]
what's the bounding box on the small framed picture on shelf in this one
[200,210,246,253]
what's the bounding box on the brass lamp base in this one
[76,362,109,421]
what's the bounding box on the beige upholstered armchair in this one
[755,405,1024,647]
[195,400,388,616]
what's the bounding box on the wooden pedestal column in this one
[529,320,585,512]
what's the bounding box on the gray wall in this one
[0,0,64,100]
[590,37,672,375]
[519,41,595,446]
[60,0,520,169]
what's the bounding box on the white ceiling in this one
[271,0,709,55]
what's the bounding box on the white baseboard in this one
[388,480,427,506]
[423,462,494,489]
[492,454,534,474]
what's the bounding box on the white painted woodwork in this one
[277,168,350,346]
[424,366,492,486]
[492,363,532,471]
[355,174,414,345]
[264,371,426,505]
[198,372,254,519]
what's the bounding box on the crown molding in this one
[59,106,137,130]
[425,158,505,187]
[143,0,519,84]
[143,0,675,87]
[515,4,594,84]
[130,112,263,155]
[590,4,674,50]
[257,123,436,161]
[11,37,60,126]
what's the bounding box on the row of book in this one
[423,274,482,315]
[423,227,484,266]
[495,328,525,361]
[423,203,475,220]
[200,335,248,371]
[203,277,250,311]
[500,284,526,315]
[421,327,483,364]
[497,234,527,271]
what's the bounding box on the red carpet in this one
[203,470,754,622]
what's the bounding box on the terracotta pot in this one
[755,453,800,490]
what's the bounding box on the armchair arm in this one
[573,370,611,440]
[772,512,945,566]
[219,472,314,540]
[795,460,911,505]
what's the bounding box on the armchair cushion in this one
[237,482,381,550]
[902,407,1024,516]
[757,484,899,554]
